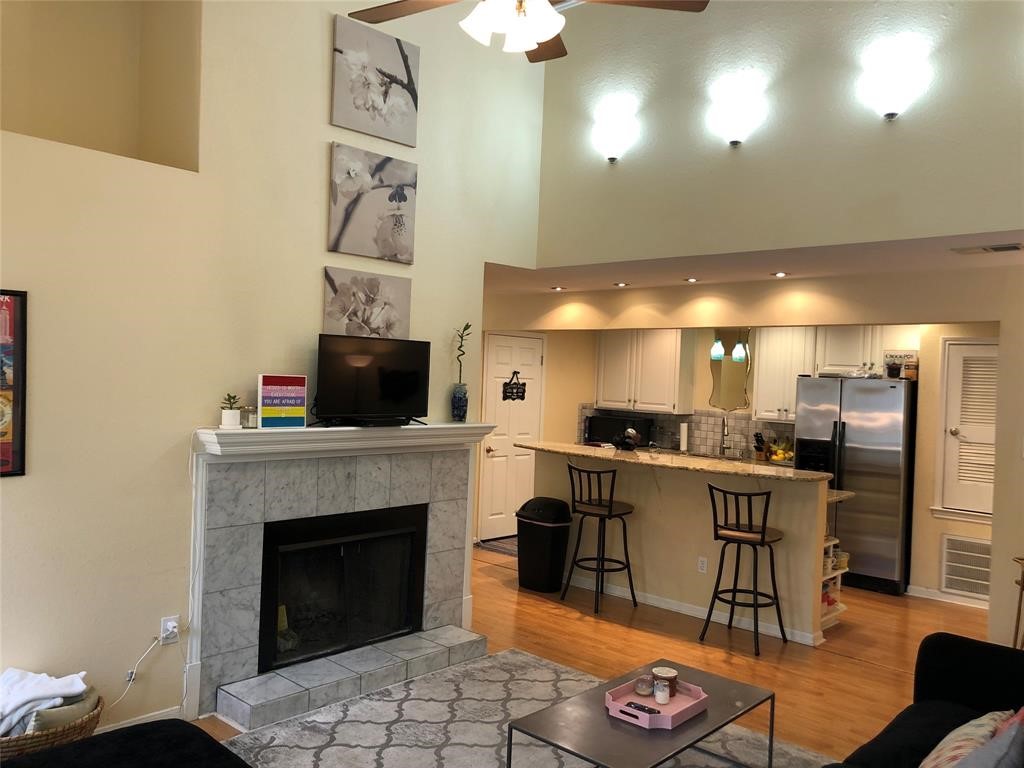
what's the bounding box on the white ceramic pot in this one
[220,408,242,430]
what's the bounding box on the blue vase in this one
[451,383,468,422]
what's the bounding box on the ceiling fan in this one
[349,0,710,63]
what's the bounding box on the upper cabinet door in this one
[815,326,875,376]
[596,330,636,410]
[632,329,681,413]
[752,327,816,422]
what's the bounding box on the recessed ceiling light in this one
[551,286,566,291]
[772,272,788,278]
[613,282,630,288]
[686,277,699,283]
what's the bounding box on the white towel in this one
[0,668,87,737]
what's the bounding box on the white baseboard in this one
[569,575,820,647]
[95,705,182,734]
[182,661,201,721]
[906,585,990,610]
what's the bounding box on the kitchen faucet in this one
[719,418,729,456]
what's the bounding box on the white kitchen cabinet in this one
[814,325,879,376]
[596,329,695,414]
[752,327,817,422]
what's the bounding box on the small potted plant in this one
[451,322,471,422]
[220,393,242,430]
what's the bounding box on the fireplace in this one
[258,505,427,672]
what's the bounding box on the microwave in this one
[584,415,654,446]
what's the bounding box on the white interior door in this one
[942,342,998,513]
[479,334,544,540]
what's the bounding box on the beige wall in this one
[1,1,202,171]
[536,1,1023,266]
[483,265,1024,644]
[540,331,597,443]
[909,322,999,593]
[0,1,544,726]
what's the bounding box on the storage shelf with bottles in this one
[821,536,847,630]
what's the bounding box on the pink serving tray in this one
[605,678,709,730]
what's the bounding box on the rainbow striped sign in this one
[257,374,306,429]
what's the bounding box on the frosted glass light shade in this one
[459,2,495,46]
[710,339,726,361]
[591,93,641,160]
[731,342,747,362]
[528,0,565,42]
[502,19,538,52]
[706,69,770,145]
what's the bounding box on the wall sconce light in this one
[856,32,934,121]
[591,93,641,163]
[710,339,726,361]
[706,69,769,146]
[731,342,747,363]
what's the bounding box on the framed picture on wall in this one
[0,290,27,476]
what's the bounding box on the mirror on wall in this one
[709,327,752,411]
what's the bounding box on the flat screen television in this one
[314,334,430,425]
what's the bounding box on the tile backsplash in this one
[577,404,794,458]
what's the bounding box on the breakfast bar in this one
[514,441,835,646]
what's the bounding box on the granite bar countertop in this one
[827,489,857,504]
[514,441,832,483]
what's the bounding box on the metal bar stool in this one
[1013,556,1024,650]
[698,483,787,656]
[561,463,638,614]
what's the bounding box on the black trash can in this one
[516,497,572,593]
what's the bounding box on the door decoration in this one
[0,290,26,476]
[502,371,527,402]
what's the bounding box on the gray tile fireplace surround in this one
[196,449,473,717]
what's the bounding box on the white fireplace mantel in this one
[195,422,496,458]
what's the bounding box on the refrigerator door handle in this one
[836,421,847,488]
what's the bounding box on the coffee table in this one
[506,659,775,768]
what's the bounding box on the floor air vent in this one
[951,243,1022,255]
[941,534,991,600]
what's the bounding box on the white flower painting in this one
[323,266,411,339]
[332,15,419,147]
[329,142,417,264]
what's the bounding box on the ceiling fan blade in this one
[349,1,462,24]
[580,0,709,11]
[526,34,568,63]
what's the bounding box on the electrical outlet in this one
[159,615,181,646]
[125,670,136,683]
[697,556,708,574]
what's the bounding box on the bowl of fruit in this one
[769,436,795,464]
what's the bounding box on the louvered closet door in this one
[943,343,998,513]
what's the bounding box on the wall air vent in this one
[951,243,1023,255]
[940,534,991,600]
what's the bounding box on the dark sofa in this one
[4,718,248,768]
[826,633,1024,768]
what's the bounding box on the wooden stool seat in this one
[719,525,784,545]
[561,462,638,614]
[575,499,635,517]
[698,483,787,656]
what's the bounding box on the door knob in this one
[485,446,495,454]
[949,427,960,436]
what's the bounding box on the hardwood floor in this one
[194,547,987,758]
[471,547,987,760]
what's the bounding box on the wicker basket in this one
[0,697,104,759]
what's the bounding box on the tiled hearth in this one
[187,424,494,723]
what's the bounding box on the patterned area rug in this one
[476,537,518,558]
[227,650,834,768]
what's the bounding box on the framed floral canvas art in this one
[0,290,26,477]
[323,266,411,339]
[332,15,419,147]
[328,142,417,264]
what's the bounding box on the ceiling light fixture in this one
[856,32,934,121]
[686,277,699,283]
[591,93,641,163]
[772,271,788,278]
[459,0,565,54]
[706,68,770,146]
[731,342,747,363]
[613,282,630,288]
[551,286,566,291]
[710,339,726,361]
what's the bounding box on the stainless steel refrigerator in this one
[794,377,915,594]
